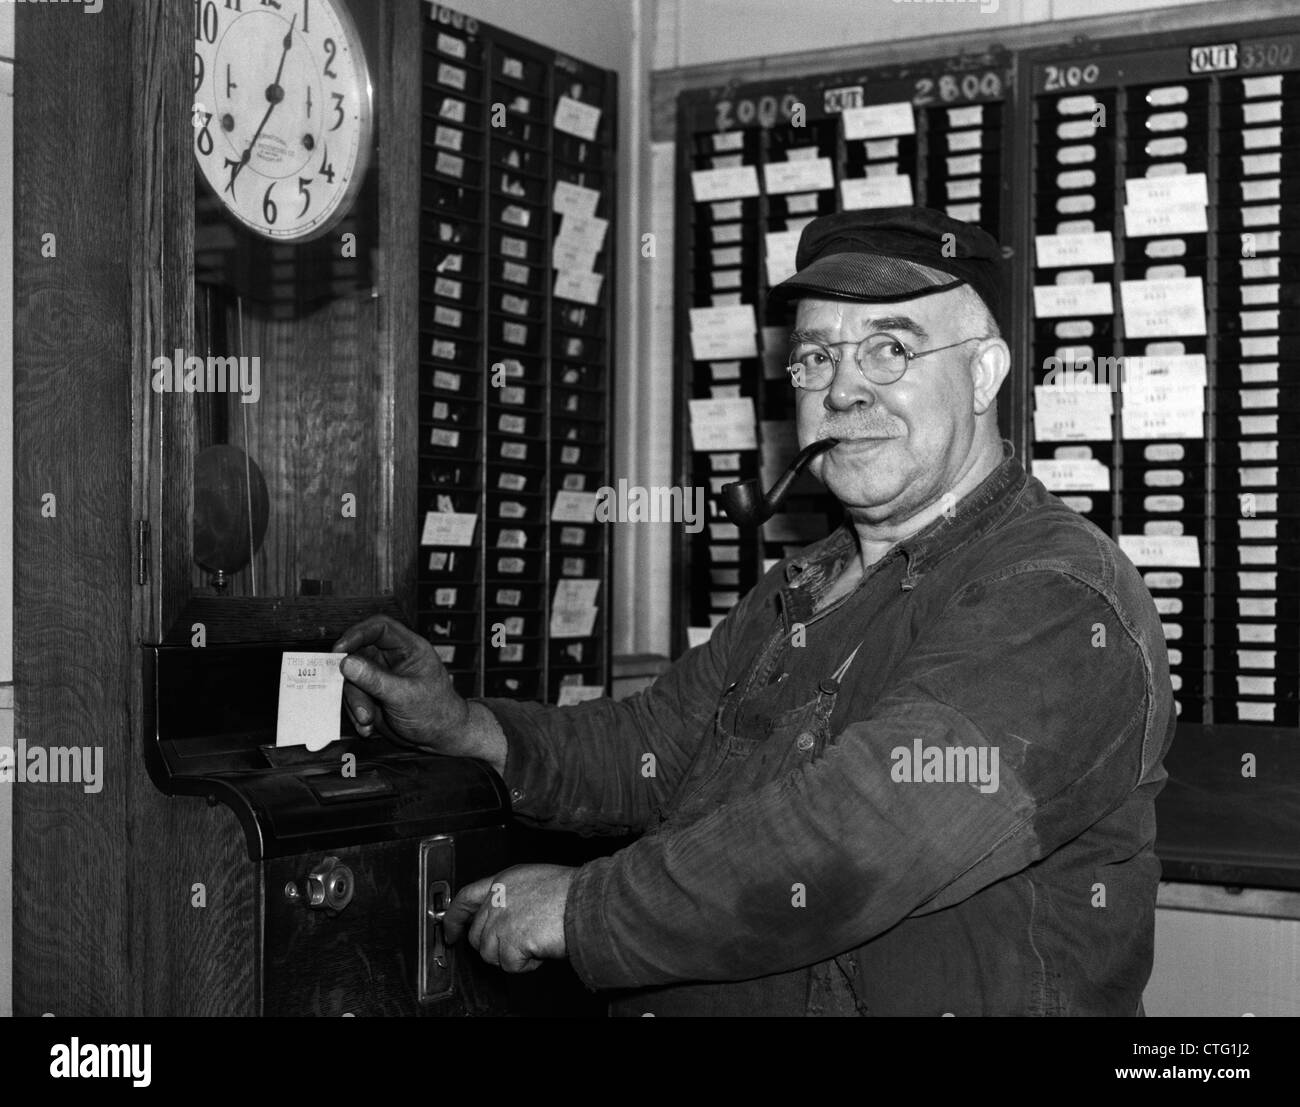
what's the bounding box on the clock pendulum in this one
[192,286,270,594]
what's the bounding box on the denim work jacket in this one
[478,442,1177,1016]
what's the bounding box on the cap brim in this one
[769,255,963,307]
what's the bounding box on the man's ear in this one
[971,338,1010,415]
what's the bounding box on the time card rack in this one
[421,3,616,705]
[673,14,1300,889]
[674,51,1014,644]
[1024,30,1300,732]
[1021,23,1300,889]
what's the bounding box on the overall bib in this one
[610,639,866,1017]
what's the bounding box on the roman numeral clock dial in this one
[193,0,373,242]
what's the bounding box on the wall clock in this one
[193,0,374,243]
[170,0,403,640]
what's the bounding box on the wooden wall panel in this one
[12,0,135,1016]
[13,0,259,1017]
[386,0,420,620]
[127,0,259,1021]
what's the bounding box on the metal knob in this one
[305,856,355,912]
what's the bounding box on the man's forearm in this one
[461,582,762,831]
[465,702,509,775]
[430,700,508,775]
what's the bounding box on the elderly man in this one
[335,206,1176,1017]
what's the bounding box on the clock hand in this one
[227,102,275,193]
[227,13,298,194]
[270,13,297,89]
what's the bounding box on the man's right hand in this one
[332,615,507,771]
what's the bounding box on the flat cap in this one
[769,206,1005,327]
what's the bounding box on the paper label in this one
[552,491,600,523]
[554,269,604,305]
[554,95,601,140]
[1032,458,1110,491]
[437,33,467,59]
[1124,202,1207,237]
[1033,408,1112,442]
[689,305,758,361]
[947,129,983,152]
[554,213,609,253]
[501,235,530,260]
[553,240,599,273]
[553,181,601,218]
[1121,405,1204,440]
[1119,535,1201,567]
[1033,283,1114,318]
[842,101,915,140]
[764,157,834,194]
[689,398,758,451]
[691,165,761,202]
[557,685,605,706]
[840,175,913,210]
[764,230,801,285]
[437,62,467,91]
[550,579,601,638]
[1123,354,1207,387]
[435,124,463,151]
[1035,232,1114,268]
[1120,277,1206,338]
[276,653,344,752]
[1125,173,1208,206]
[421,511,478,547]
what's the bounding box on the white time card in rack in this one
[193,0,374,242]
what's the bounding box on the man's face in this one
[793,288,999,525]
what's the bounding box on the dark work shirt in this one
[478,441,1177,1015]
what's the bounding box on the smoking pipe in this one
[720,437,840,527]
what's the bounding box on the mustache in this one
[816,417,904,439]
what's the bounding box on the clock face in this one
[193,0,374,243]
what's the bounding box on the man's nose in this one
[823,354,878,411]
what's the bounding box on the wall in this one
[1147,889,1300,1016]
[1,0,14,1022]
[645,0,1299,1018]
[653,0,1232,69]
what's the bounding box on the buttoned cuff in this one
[564,852,639,990]
[470,697,558,818]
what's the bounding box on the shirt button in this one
[510,788,524,801]
[796,732,815,752]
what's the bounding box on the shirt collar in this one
[783,438,1026,597]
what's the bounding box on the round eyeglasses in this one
[787,332,992,390]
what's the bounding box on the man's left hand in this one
[442,863,577,973]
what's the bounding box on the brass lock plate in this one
[418,835,455,1003]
